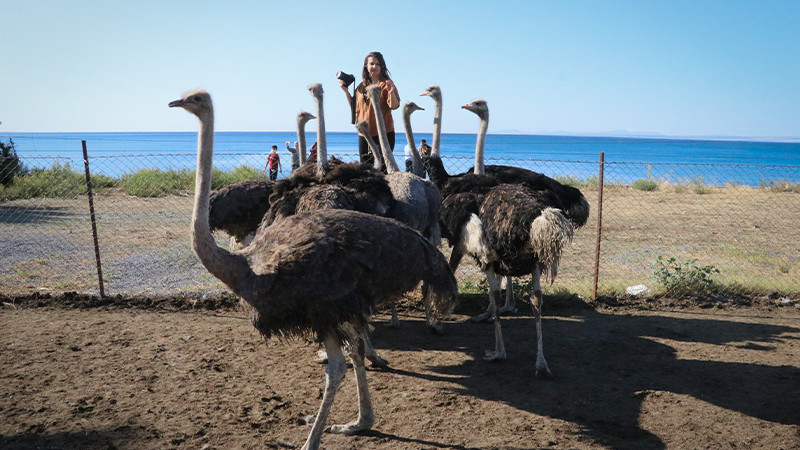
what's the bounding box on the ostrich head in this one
[420,85,441,102]
[355,120,370,137]
[308,83,323,99]
[168,89,212,118]
[403,101,425,116]
[297,111,316,125]
[366,84,382,104]
[462,99,488,121]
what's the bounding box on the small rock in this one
[626,285,650,296]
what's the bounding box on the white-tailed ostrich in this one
[170,89,457,450]
[419,87,513,310]
[422,87,580,375]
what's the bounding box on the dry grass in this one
[1,184,799,297]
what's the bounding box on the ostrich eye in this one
[193,95,202,102]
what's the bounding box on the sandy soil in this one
[2,292,798,449]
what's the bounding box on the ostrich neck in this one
[403,110,417,151]
[192,113,253,293]
[431,97,442,158]
[370,95,399,173]
[473,115,488,175]
[364,135,383,171]
[297,120,307,165]
[314,96,329,178]
[403,110,423,175]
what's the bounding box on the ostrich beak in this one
[460,104,470,109]
[168,99,186,108]
[419,91,429,97]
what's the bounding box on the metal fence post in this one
[593,152,605,300]
[82,140,105,297]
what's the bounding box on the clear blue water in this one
[2,131,799,186]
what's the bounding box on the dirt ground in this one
[2,292,798,449]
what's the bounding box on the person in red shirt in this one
[264,145,282,181]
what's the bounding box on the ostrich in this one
[287,110,316,166]
[169,89,457,450]
[366,85,442,247]
[208,110,315,251]
[419,86,510,307]
[264,84,394,226]
[422,88,580,374]
[209,178,273,250]
[401,101,427,177]
[475,182,575,373]
[460,97,591,315]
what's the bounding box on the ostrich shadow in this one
[369,302,800,449]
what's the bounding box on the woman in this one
[340,51,400,165]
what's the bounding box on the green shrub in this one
[0,162,93,200]
[1,138,28,186]
[555,174,598,189]
[631,178,658,191]
[212,165,264,189]
[121,168,194,197]
[652,256,720,296]
[760,178,800,193]
[691,177,712,195]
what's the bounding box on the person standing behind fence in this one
[285,141,300,172]
[404,143,414,172]
[418,139,431,178]
[265,145,282,181]
[339,51,400,166]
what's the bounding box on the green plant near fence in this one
[651,256,720,296]
[0,161,114,200]
[631,178,659,191]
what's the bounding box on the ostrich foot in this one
[386,317,401,328]
[328,417,374,435]
[483,349,506,361]
[468,311,493,323]
[428,323,445,335]
[498,304,518,315]
[366,353,389,369]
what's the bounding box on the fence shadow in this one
[0,205,85,225]
[370,306,800,449]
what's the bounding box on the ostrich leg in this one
[482,268,507,361]
[499,276,517,313]
[329,334,376,434]
[529,267,553,378]
[303,335,347,450]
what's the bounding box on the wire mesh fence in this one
[1,145,799,300]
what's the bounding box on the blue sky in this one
[2,0,799,139]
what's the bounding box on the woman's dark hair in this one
[361,51,391,84]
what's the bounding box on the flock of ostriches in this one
[169,83,590,450]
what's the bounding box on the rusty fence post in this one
[592,152,605,301]
[82,140,105,298]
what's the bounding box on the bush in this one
[631,178,658,191]
[121,168,194,197]
[691,177,712,195]
[0,161,98,200]
[652,256,720,296]
[1,138,27,186]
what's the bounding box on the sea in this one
[2,131,799,186]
